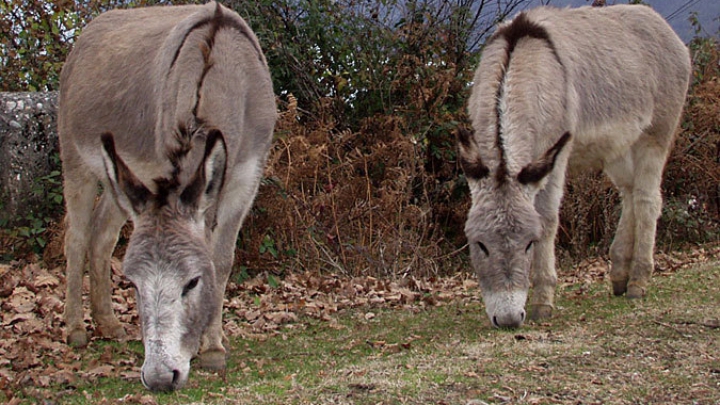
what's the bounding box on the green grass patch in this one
[13,262,720,404]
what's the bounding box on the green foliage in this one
[1,1,81,91]
[3,154,64,257]
[229,0,521,131]
[3,0,719,264]
[259,234,279,259]
[688,12,720,86]
[266,272,280,288]
[0,0,183,91]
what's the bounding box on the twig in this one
[652,320,690,337]
[671,319,720,329]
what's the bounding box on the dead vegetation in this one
[237,42,720,278]
[2,9,718,280]
[1,246,719,404]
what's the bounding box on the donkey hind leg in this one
[88,191,129,339]
[198,159,265,370]
[528,169,565,321]
[63,168,97,347]
[626,139,669,298]
[604,154,635,296]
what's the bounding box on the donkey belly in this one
[567,119,648,173]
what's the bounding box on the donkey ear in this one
[100,132,153,215]
[456,128,489,180]
[180,128,227,214]
[517,132,571,185]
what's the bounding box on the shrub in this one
[1,1,719,274]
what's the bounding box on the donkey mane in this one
[490,12,563,185]
[492,12,557,57]
[152,2,263,203]
[149,127,225,210]
[166,4,235,176]
[168,2,265,72]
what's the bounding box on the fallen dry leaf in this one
[0,246,714,397]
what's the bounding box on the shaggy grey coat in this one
[459,5,690,328]
[59,2,276,391]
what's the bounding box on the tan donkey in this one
[59,2,276,391]
[458,5,691,328]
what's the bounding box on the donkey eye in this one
[525,241,535,253]
[476,241,489,257]
[182,276,201,297]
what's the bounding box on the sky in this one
[531,0,719,42]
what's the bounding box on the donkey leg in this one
[198,160,264,370]
[88,192,128,339]
[604,155,635,296]
[63,169,97,347]
[197,244,234,370]
[608,194,635,296]
[529,224,558,320]
[627,140,668,298]
[528,172,564,320]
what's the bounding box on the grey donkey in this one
[458,5,691,328]
[59,2,276,391]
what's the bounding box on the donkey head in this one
[458,129,570,329]
[100,129,227,391]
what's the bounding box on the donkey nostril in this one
[520,310,526,322]
[492,316,500,328]
[172,369,180,386]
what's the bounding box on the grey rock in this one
[0,91,61,227]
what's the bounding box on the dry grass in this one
[238,261,720,405]
[6,256,717,405]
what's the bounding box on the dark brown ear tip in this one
[456,127,475,146]
[456,127,472,137]
[206,127,224,144]
[203,128,226,155]
[100,132,115,152]
[516,131,572,185]
[559,131,572,143]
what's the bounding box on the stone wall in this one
[0,92,60,226]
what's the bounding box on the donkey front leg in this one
[198,160,264,370]
[608,193,635,296]
[528,171,565,320]
[626,140,668,298]
[197,235,235,370]
[63,168,97,347]
[88,191,128,339]
[605,154,636,296]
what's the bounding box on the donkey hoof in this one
[626,285,646,299]
[67,329,89,347]
[97,323,127,340]
[612,280,628,296]
[528,304,553,321]
[198,349,227,371]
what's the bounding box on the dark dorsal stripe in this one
[168,3,264,73]
[490,12,561,184]
[159,4,233,202]
[168,3,265,136]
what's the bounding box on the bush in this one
[1,1,719,274]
